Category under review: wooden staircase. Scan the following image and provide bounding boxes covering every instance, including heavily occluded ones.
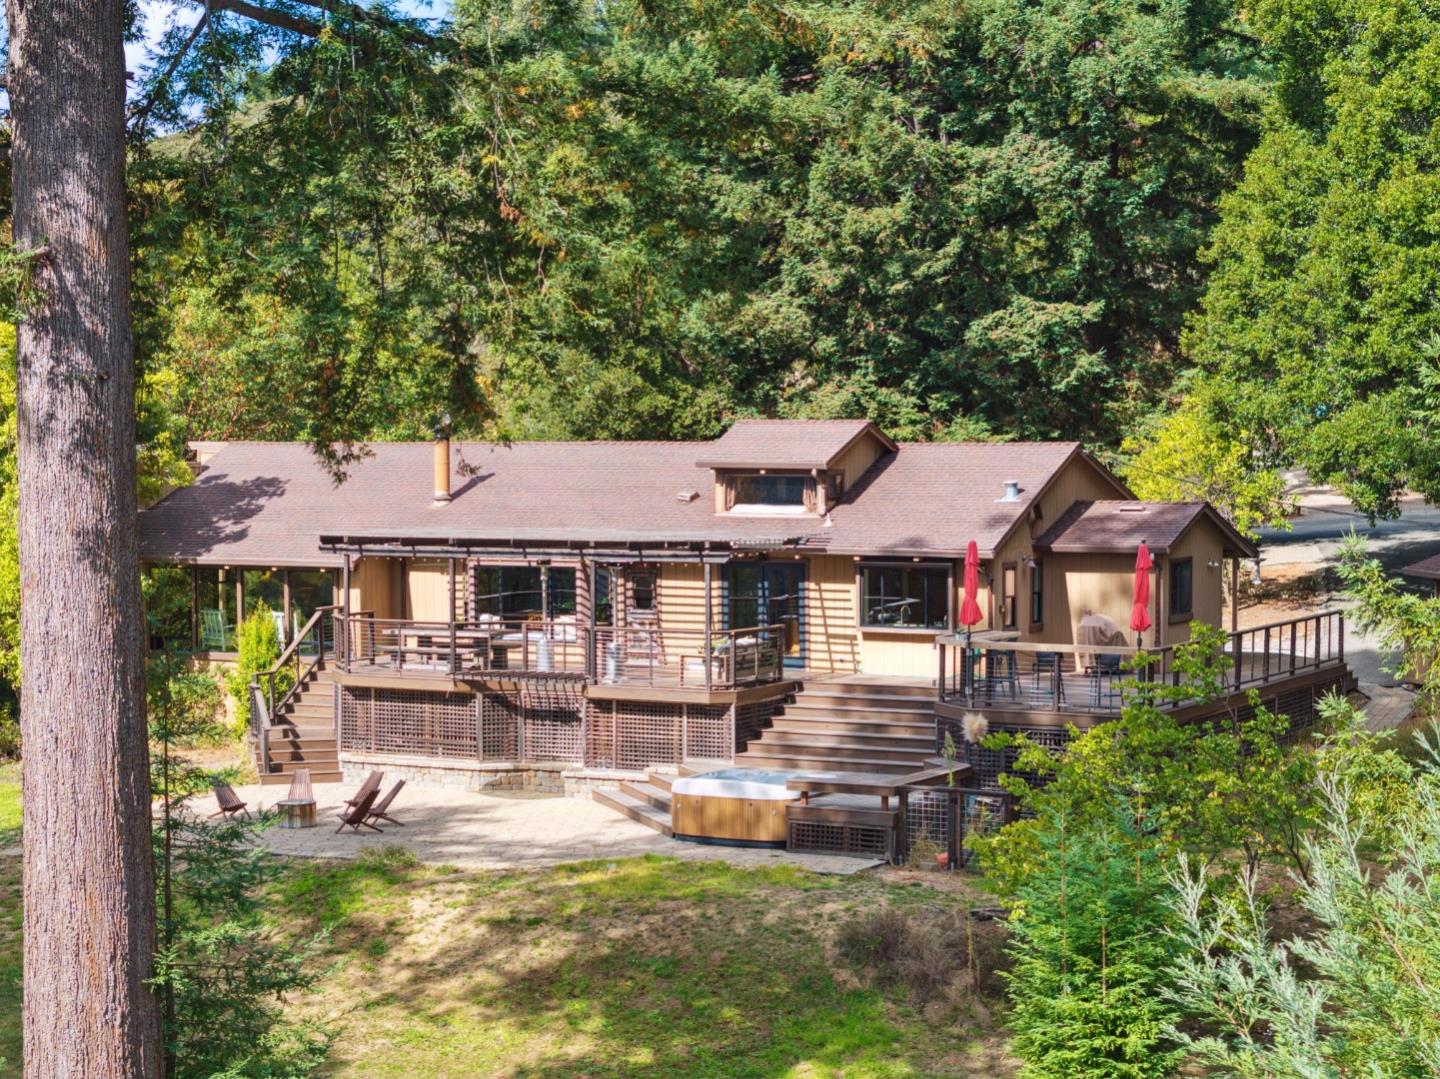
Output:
[592,766,700,837]
[257,667,341,786]
[735,680,937,774]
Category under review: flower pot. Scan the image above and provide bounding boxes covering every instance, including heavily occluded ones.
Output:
[935,852,949,868]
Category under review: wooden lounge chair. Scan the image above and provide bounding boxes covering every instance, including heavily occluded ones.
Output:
[365,780,406,829]
[345,770,383,809]
[208,779,251,820]
[335,787,381,834]
[200,608,234,651]
[286,769,313,803]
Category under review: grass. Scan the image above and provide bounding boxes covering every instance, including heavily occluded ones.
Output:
[0,848,1014,1078]
[0,763,16,851]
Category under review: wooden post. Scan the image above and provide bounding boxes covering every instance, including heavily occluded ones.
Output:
[448,557,458,674]
[341,554,352,669]
[895,789,909,864]
[1230,557,1240,633]
[235,572,244,632]
[946,789,960,871]
[703,560,714,691]
[282,569,292,641]
[586,559,598,679]
[190,565,200,650]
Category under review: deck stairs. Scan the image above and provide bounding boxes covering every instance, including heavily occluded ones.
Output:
[735,679,938,774]
[591,760,726,837]
[257,667,341,786]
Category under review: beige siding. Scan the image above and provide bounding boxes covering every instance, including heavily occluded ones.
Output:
[986,454,1134,641]
[348,557,403,619]
[405,560,452,622]
[833,431,888,492]
[1051,553,1137,647]
[804,555,860,673]
[859,630,942,678]
[1159,520,1227,645]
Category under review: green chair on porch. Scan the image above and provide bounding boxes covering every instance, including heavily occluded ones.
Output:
[200,608,234,651]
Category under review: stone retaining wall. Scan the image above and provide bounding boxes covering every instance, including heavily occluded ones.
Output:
[340,753,646,798]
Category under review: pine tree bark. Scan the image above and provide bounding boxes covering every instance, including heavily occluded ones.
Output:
[8,0,161,1075]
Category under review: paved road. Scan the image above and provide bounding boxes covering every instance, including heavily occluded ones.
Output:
[1255,492,1439,708]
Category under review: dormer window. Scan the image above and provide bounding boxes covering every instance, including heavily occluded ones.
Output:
[724,473,817,515]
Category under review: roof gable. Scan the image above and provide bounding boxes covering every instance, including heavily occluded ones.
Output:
[1033,499,1258,558]
[694,419,896,470]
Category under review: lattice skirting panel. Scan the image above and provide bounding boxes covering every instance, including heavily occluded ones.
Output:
[340,687,482,761]
[584,701,739,770]
[788,819,893,859]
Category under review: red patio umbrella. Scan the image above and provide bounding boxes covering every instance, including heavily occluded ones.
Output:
[960,541,983,630]
[1131,542,1153,646]
[958,541,984,700]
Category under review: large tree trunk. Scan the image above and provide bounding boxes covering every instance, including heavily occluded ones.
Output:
[8,1,161,1076]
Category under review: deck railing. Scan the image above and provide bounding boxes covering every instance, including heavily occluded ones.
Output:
[937,610,1346,715]
[331,612,787,690]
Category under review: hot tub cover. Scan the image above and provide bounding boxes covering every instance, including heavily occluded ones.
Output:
[671,768,801,801]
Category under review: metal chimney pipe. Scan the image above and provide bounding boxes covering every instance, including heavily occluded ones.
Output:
[433,435,452,504]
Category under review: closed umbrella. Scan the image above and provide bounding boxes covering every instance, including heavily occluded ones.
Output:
[960,541,983,699]
[1131,542,1153,647]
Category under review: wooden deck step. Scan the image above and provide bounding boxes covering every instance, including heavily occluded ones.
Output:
[785,696,934,715]
[739,751,927,773]
[619,779,673,812]
[758,730,934,753]
[592,788,673,837]
[679,759,730,777]
[768,716,935,737]
[803,680,934,699]
[260,769,341,787]
[644,769,677,792]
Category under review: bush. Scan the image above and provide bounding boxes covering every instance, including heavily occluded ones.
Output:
[1004,807,1184,1079]
[838,906,1005,1001]
[227,606,289,718]
[0,701,17,758]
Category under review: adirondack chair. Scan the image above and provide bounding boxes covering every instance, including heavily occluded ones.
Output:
[335,787,382,834]
[286,769,313,803]
[345,770,383,809]
[200,608,234,651]
[364,780,406,829]
[208,779,251,820]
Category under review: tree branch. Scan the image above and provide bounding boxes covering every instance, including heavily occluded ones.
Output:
[128,10,210,131]
[184,0,450,53]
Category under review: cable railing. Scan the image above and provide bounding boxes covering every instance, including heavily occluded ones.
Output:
[936,611,1346,714]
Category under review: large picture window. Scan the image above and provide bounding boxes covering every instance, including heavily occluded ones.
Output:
[860,565,950,630]
[726,474,816,513]
[474,565,576,619]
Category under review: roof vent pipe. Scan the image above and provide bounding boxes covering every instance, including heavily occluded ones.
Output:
[433,419,452,505]
[998,479,1021,503]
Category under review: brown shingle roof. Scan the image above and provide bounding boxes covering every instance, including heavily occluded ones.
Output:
[1403,553,1440,581]
[1033,500,1258,557]
[693,419,895,469]
[138,436,1102,566]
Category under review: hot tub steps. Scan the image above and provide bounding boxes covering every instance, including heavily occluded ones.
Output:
[592,787,673,837]
[620,779,673,812]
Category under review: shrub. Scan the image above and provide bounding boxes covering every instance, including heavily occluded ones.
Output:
[0,700,17,758]
[227,606,289,719]
[838,905,1005,1000]
[1004,807,1184,1079]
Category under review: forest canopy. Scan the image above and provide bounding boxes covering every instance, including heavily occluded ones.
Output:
[117,0,1268,456]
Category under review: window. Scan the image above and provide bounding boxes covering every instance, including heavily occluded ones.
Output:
[860,565,949,630]
[594,569,615,626]
[1169,558,1193,621]
[1029,559,1044,627]
[631,572,656,612]
[474,565,576,619]
[242,568,284,617]
[196,567,238,651]
[726,474,816,514]
[1001,563,1018,630]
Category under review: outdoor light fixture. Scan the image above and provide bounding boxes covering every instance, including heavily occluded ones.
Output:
[1207,559,1221,569]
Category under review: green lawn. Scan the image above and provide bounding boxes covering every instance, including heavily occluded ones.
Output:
[0,849,1014,1078]
[0,763,17,851]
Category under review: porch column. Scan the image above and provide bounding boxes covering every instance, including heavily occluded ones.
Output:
[448,556,458,673]
[703,560,714,691]
[234,571,243,633]
[1230,557,1240,633]
[341,554,351,669]
[189,565,199,651]
[282,570,292,641]
[585,559,598,679]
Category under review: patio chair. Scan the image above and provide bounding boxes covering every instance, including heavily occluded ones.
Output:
[1088,653,1123,707]
[200,608,234,651]
[364,780,407,829]
[345,770,383,809]
[985,650,1019,701]
[208,779,251,820]
[1032,652,1064,705]
[335,787,382,834]
[286,768,313,803]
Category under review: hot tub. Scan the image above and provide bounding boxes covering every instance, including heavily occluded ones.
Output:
[670,768,799,846]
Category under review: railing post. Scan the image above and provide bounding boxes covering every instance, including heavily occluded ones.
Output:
[1290,621,1297,675]
[1263,627,1271,681]
[1338,614,1345,664]
[1233,629,1243,689]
